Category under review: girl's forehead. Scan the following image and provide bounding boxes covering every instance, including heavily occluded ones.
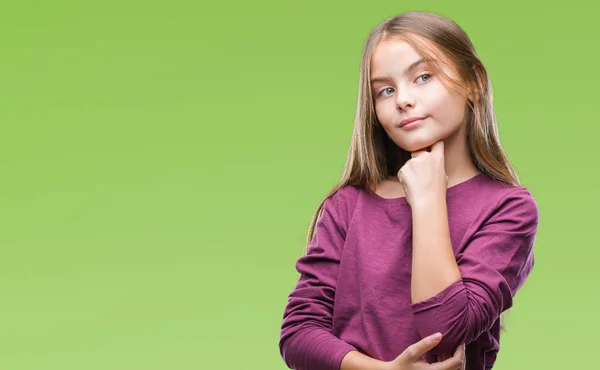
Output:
[373,39,417,59]
[371,37,454,74]
[371,44,428,76]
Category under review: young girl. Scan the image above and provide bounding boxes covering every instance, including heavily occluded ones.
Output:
[279,11,539,370]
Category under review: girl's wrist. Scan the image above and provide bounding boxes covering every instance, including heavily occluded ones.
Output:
[340,350,390,370]
[411,193,446,212]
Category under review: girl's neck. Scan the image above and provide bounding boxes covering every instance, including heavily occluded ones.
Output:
[388,132,480,186]
[443,126,481,187]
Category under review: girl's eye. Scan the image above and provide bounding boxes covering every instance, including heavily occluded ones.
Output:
[378,87,394,97]
[416,73,432,83]
[376,74,432,98]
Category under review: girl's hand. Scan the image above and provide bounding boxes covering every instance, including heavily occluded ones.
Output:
[438,354,451,362]
[383,333,465,370]
[437,352,462,366]
[397,140,447,207]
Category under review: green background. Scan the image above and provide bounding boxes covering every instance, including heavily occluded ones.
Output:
[0,1,596,369]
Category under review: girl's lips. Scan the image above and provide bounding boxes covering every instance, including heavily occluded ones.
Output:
[399,117,425,129]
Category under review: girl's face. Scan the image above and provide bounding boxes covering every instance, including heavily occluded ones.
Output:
[370,37,469,153]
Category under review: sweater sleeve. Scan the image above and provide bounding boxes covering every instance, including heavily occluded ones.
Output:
[410,187,539,354]
[279,191,357,370]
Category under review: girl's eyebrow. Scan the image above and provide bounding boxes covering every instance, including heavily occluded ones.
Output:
[370,58,429,85]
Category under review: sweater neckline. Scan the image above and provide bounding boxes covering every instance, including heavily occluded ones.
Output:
[370,173,486,204]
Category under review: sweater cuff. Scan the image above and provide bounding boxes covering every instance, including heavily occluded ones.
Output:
[332,344,359,370]
[411,279,464,314]
[410,278,467,351]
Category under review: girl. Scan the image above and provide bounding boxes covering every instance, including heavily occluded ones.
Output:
[279,11,539,370]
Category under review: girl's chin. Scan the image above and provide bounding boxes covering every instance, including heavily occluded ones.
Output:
[398,142,437,153]
[390,133,442,152]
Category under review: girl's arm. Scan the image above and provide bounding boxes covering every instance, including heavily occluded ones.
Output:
[410,193,461,304]
[410,187,538,354]
[340,351,388,370]
[341,333,465,370]
[279,191,357,370]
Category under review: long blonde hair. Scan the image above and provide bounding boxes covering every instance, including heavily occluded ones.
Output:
[307,12,519,245]
[305,11,521,330]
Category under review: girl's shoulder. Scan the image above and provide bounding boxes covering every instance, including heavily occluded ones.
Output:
[327,184,362,213]
[468,175,539,223]
[477,175,537,204]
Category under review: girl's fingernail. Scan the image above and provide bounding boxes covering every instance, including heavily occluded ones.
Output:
[433,333,442,340]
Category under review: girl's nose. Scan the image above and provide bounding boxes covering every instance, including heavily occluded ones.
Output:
[396,94,415,111]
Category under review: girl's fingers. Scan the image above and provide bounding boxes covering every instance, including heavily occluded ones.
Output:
[453,344,465,359]
[438,353,451,362]
[410,150,428,158]
[403,332,443,361]
[431,345,465,370]
[452,344,466,369]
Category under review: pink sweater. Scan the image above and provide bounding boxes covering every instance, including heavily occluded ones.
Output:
[279,173,539,370]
